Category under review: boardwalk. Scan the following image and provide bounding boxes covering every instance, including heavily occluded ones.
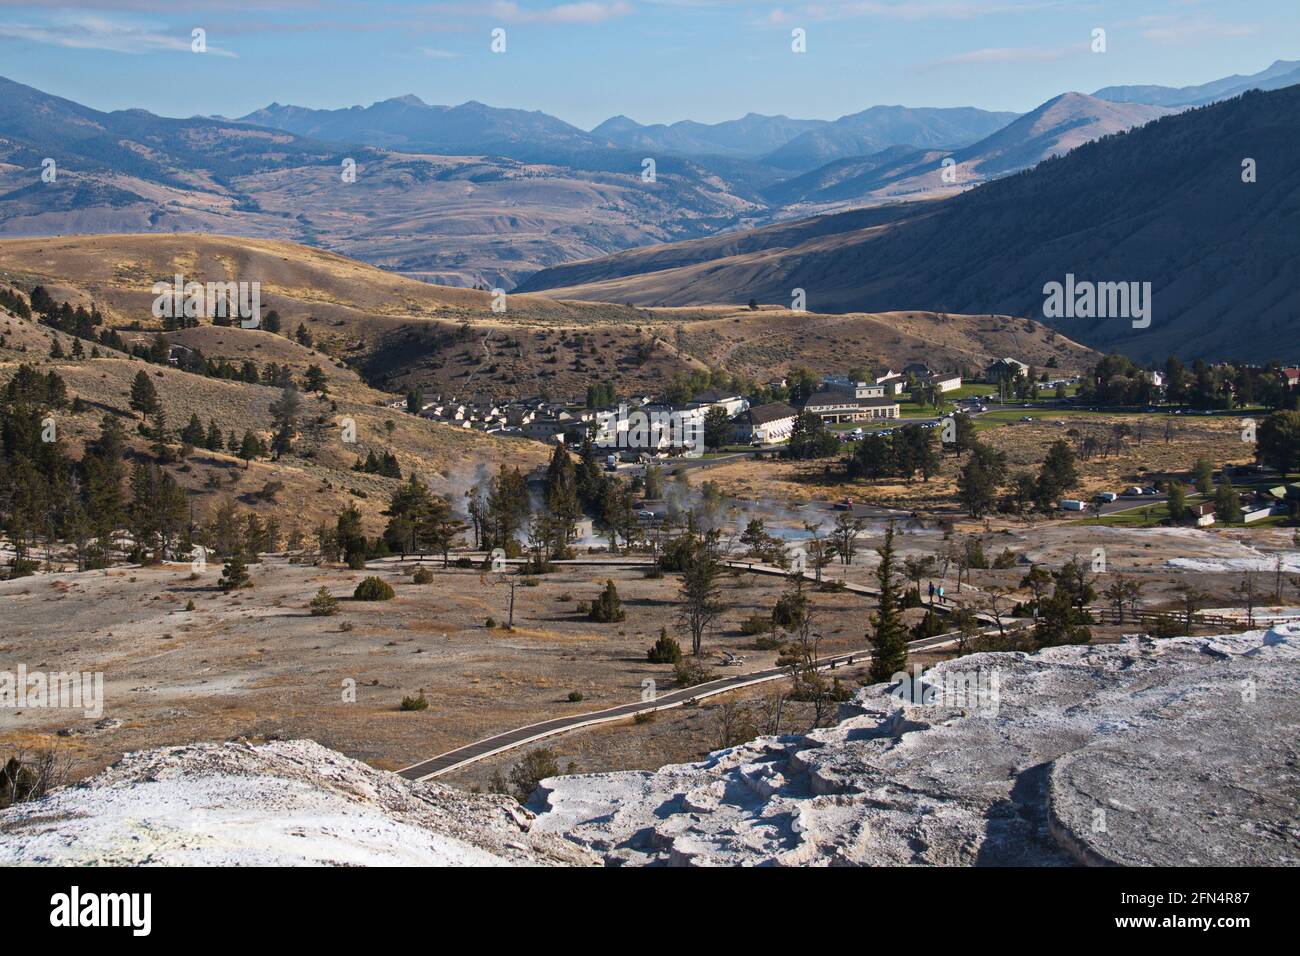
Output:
[398,631,965,781]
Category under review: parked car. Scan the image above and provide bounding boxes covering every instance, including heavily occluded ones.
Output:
[1096,491,1118,503]
[1059,499,1085,511]
[1123,486,1145,496]
[833,498,855,511]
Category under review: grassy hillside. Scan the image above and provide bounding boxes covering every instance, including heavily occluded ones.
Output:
[0,307,547,536]
[518,85,1300,363]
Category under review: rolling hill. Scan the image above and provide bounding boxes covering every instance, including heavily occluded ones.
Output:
[517,84,1300,363]
[0,233,1099,407]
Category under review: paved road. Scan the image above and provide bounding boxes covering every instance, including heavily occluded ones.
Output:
[397,630,967,781]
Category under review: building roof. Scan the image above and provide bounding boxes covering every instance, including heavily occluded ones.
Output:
[741,402,798,425]
[803,392,897,409]
[689,388,741,404]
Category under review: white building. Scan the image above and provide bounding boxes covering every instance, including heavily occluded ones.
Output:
[732,402,798,444]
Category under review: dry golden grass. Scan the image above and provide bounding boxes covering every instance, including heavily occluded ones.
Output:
[1,235,1102,402]
[704,413,1252,514]
[1,312,547,536]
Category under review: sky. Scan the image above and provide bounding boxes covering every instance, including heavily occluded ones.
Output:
[0,1,1295,129]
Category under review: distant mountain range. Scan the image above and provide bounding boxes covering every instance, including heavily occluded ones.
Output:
[239,96,603,158]
[0,57,1294,308]
[764,93,1171,206]
[517,84,1300,363]
[759,105,1020,172]
[0,76,766,288]
[590,113,824,160]
[1094,58,1300,107]
[241,96,1017,171]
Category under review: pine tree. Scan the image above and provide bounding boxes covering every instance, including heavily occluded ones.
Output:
[238,430,260,467]
[268,385,302,459]
[868,523,909,682]
[1167,483,1187,524]
[337,502,367,569]
[219,553,252,592]
[588,580,626,622]
[181,413,205,447]
[129,370,160,417]
[309,585,339,616]
[305,365,328,393]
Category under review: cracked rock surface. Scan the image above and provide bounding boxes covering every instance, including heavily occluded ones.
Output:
[531,629,1300,866]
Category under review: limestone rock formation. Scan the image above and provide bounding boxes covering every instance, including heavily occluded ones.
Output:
[0,738,595,866]
[531,629,1300,866]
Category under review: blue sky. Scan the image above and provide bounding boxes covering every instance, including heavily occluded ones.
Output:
[0,1,1294,128]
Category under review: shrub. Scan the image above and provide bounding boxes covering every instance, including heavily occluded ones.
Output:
[412,567,434,584]
[738,614,769,636]
[400,689,429,711]
[567,691,584,702]
[184,599,196,612]
[556,592,573,602]
[646,628,682,664]
[485,616,497,628]
[453,557,474,569]
[507,748,560,803]
[0,749,70,809]
[672,656,715,687]
[309,586,339,616]
[588,580,625,622]
[353,576,395,601]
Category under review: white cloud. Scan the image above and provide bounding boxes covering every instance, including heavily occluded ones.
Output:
[487,1,634,24]
[0,14,238,57]
[929,43,1078,66]
[1139,19,1259,44]
[797,0,1064,21]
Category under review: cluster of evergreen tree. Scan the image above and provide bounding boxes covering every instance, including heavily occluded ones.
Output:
[0,286,32,320]
[783,410,839,460]
[1082,353,1296,410]
[466,463,533,557]
[381,476,467,565]
[354,449,402,477]
[846,424,940,482]
[28,286,104,340]
[1,368,193,573]
[951,438,1080,518]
